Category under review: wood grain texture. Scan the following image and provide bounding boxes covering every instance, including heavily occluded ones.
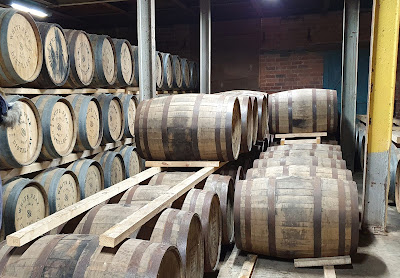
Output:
[116,145,144,178]
[253,157,347,169]
[94,151,125,188]
[116,93,137,138]
[171,55,183,89]
[260,150,343,160]
[268,144,341,152]
[112,39,133,87]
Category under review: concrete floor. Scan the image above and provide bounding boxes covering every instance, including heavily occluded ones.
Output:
[215,171,400,278]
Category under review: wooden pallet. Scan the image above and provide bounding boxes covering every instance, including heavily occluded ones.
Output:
[294,256,351,278]
[217,247,258,278]
[275,132,328,145]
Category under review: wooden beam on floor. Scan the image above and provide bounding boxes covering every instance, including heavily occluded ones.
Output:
[324,266,337,278]
[238,254,257,278]
[145,161,222,168]
[294,256,351,268]
[275,132,327,139]
[6,167,162,247]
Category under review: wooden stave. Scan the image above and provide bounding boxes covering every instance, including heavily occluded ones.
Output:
[259,150,343,160]
[66,94,103,151]
[2,178,49,237]
[203,174,235,244]
[151,208,204,278]
[0,9,43,87]
[171,55,183,89]
[116,145,144,179]
[67,158,105,200]
[2,234,184,278]
[253,157,347,169]
[268,89,338,134]
[268,143,342,152]
[134,94,242,161]
[88,34,117,87]
[0,95,43,169]
[62,29,95,88]
[34,167,81,214]
[246,165,353,181]
[180,58,190,90]
[112,38,134,87]
[148,172,196,186]
[234,176,359,259]
[94,93,124,143]
[0,240,32,276]
[32,95,78,160]
[131,45,139,86]
[118,185,174,206]
[27,22,70,88]
[116,93,137,138]
[160,52,174,90]
[181,189,222,273]
[95,151,125,189]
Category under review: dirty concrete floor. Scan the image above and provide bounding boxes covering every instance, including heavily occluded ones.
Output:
[213,171,400,278]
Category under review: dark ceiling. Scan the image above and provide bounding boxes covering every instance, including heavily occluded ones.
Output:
[0,0,373,29]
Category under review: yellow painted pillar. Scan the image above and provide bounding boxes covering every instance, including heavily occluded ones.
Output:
[363,0,400,232]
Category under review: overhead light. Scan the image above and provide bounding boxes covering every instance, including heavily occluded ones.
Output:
[11,3,48,18]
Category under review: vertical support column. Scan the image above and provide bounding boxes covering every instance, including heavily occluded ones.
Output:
[363,0,400,232]
[340,0,360,172]
[137,0,156,101]
[200,0,211,94]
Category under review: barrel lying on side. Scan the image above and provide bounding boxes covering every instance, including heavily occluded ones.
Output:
[160,52,173,90]
[171,55,183,89]
[66,95,103,151]
[189,61,199,90]
[112,39,134,87]
[95,151,125,188]
[235,176,359,258]
[116,145,144,178]
[268,89,338,134]
[135,94,242,161]
[118,185,174,206]
[0,8,43,87]
[1,234,184,278]
[28,22,70,88]
[116,93,137,138]
[63,29,95,88]
[253,157,347,169]
[148,172,195,186]
[180,58,190,90]
[0,96,42,169]
[155,51,164,89]
[260,150,343,160]
[32,95,77,160]
[34,168,80,214]
[268,143,341,152]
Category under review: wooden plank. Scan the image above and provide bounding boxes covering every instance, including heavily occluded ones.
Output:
[145,161,221,167]
[99,164,225,247]
[294,256,351,268]
[283,138,319,145]
[324,266,336,278]
[1,87,126,95]
[275,132,328,139]
[0,138,133,182]
[6,167,162,247]
[238,254,258,278]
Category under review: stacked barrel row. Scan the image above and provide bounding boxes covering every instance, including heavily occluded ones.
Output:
[235,143,359,259]
[0,8,198,91]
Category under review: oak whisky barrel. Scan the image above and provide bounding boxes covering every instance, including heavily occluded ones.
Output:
[66,95,103,151]
[118,185,174,206]
[180,58,190,90]
[63,29,95,88]
[95,151,125,188]
[34,168,80,214]
[0,8,43,87]
[112,38,134,87]
[268,143,341,152]
[88,34,117,87]
[116,145,144,178]
[160,52,174,90]
[32,95,77,160]
[234,177,359,258]
[28,22,70,88]
[67,159,104,199]
[116,93,137,138]
[155,51,164,89]
[135,94,242,161]
[217,164,244,187]
[171,55,183,89]
[148,172,195,186]
[253,157,347,169]
[260,150,343,160]
[268,89,338,134]
[0,96,42,169]
[189,61,199,90]
[131,45,139,86]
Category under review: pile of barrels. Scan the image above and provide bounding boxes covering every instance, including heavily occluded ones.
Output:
[235,143,359,258]
[0,8,198,91]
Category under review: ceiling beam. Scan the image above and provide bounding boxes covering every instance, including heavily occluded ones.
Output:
[53,0,127,7]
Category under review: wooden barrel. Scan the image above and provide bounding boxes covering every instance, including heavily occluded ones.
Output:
[155,51,164,89]
[118,185,173,206]
[66,95,103,151]
[268,89,338,134]
[253,157,347,169]
[32,95,77,160]
[112,39,134,87]
[116,145,144,178]
[160,52,173,90]
[63,29,95,88]
[203,174,234,244]
[34,168,80,214]
[0,9,43,87]
[251,97,259,144]
[234,176,359,258]
[181,189,222,272]
[1,234,184,278]
[95,151,125,188]
[246,165,353,181]
[260,150,343,160]
[180,58,190,90]
[268,143,341,152]
[217,164,244,187]
[151,208,204,277]
[116,93,137,138]
[135,94,242,161]
[67,159,104,199]
[88,34,117,87]
[94,93,124,143]
[171,55,183,89]
[2,178,49,237]
[0,240,32,276]
[189,61,199,90]
[27,22,69,88]
[131,45,139,86]
[148,172,195,186]
[0,96,42,169]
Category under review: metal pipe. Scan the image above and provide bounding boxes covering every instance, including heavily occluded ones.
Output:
[200,0,211,94]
